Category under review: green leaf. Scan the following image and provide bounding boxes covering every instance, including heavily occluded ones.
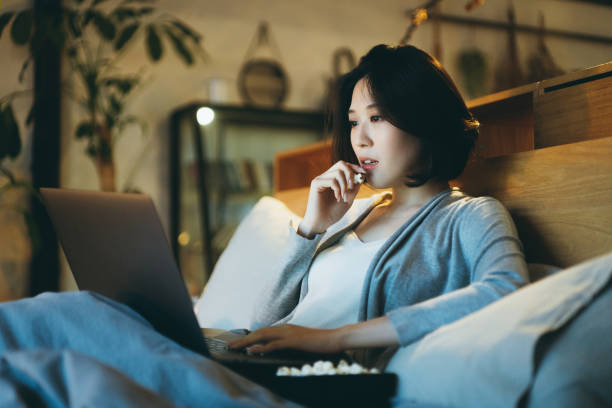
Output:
[0,166,17,186]
[23,210,42,255]
[164,26,193,66]
[1,104,22,159]
[0,12,15,39]
[67,45,78,58]
[83,9,95,28]
[85,142,97,157]
[109,95,122,115]
[146,24,162,62]
[171,20,201,44]
[104,77,137,94]
[120,0,156,5]
[136,7,154,16]
[66,10,83,38]
[10,9,34,45]
[92,0,111,7]
[75,121,95,139]
[92,11,116,40]
[26,103,35,126]
[114,22,139,50]
[0,105,7,161]
[111,7,136,22]
[18,57,31,83]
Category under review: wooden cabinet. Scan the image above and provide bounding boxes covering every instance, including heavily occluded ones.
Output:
[169,104,324,294]
[468,61,612,158]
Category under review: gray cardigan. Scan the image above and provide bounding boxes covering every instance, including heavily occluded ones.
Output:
[252,188,528,358]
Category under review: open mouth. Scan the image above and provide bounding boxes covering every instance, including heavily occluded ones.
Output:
[360,159,379,170]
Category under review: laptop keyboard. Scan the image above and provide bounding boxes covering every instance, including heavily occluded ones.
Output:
[204,337,231,352]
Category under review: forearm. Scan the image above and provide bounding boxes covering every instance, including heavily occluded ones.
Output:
[250,224,322,328]
[336,316,400,350]
[296,220,323,239]
[388,271,526,346]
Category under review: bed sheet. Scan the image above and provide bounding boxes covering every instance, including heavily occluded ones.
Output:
[0,291,298,407]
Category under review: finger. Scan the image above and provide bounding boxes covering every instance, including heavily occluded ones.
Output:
[228,329,274,349]
[334,161,363,191]
[337,163,354,191]
[317,177,342,202]
[347,162,366,174]
[228,335,256,349]
[249,339,292,354]
[333,170,348,201]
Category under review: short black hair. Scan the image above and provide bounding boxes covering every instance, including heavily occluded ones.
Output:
[329,44,479,185]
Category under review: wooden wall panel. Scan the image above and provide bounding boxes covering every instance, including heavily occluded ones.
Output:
[535,74,612,148]
[470,93,534,159]
[274,140,332,192]
[452,136,612,268]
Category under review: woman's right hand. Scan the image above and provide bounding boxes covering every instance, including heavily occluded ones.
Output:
[298,161,366,238]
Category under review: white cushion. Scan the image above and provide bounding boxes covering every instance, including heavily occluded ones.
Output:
[194,196,301,330]
[385,252,612,408]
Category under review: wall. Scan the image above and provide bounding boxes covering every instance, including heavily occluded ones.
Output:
[1,0,611,295]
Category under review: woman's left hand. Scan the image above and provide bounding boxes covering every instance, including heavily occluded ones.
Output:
[227,324,344,355]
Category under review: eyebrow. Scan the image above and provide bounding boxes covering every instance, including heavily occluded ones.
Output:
[348,103,379,114]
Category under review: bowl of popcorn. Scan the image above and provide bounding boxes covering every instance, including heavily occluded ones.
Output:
[276,360,379,377]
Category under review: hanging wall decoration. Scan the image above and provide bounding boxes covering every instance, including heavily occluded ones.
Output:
[400,0,485,45]
[493,4,524,92]
[527,12,564,83]
[332,47,357,79]
[238,22,289,109]
[458,47,488,99]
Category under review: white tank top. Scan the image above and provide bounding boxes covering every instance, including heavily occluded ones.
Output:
[287,231,385,329]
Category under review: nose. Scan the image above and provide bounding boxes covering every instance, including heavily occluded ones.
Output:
[352,123,373,148]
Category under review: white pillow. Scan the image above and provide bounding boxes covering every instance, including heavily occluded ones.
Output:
[194,196,301,330]
[385,252,612,408]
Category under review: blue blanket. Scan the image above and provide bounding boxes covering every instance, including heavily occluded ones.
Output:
[0,291,298,407]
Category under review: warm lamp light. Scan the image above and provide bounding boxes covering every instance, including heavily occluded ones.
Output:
[196,107,215,126]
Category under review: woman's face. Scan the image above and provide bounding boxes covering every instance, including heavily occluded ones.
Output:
[349,78,426,189]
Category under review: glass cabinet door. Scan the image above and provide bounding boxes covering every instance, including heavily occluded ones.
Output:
[170,104,324,297]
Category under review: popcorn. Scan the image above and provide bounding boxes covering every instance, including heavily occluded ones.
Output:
[312,361,330,375]
[301,364,314,375]
[276,360,379,377]
[353,173,366,184]
[276,366,290,376]
[348,363,365,374]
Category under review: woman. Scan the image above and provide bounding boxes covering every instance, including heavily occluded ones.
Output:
[230,44,528,365]
[0,44,527,405]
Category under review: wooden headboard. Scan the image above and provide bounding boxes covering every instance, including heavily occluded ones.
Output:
[274,136,612,269]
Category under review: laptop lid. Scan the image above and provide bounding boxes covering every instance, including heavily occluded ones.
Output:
[40,188,209,356]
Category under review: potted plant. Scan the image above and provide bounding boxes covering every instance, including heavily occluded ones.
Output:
[0,0,206,191]
[0,102,41,299]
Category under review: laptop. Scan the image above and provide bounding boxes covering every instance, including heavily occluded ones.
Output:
[40,188,342,368]
[41,188,398,405]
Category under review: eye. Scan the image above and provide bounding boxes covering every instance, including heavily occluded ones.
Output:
[348,120,358,128]
[370,115,383,123]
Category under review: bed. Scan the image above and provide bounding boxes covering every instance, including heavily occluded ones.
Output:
[193,62,612,406]
[260,133,612,407]
[266,137,612,406]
